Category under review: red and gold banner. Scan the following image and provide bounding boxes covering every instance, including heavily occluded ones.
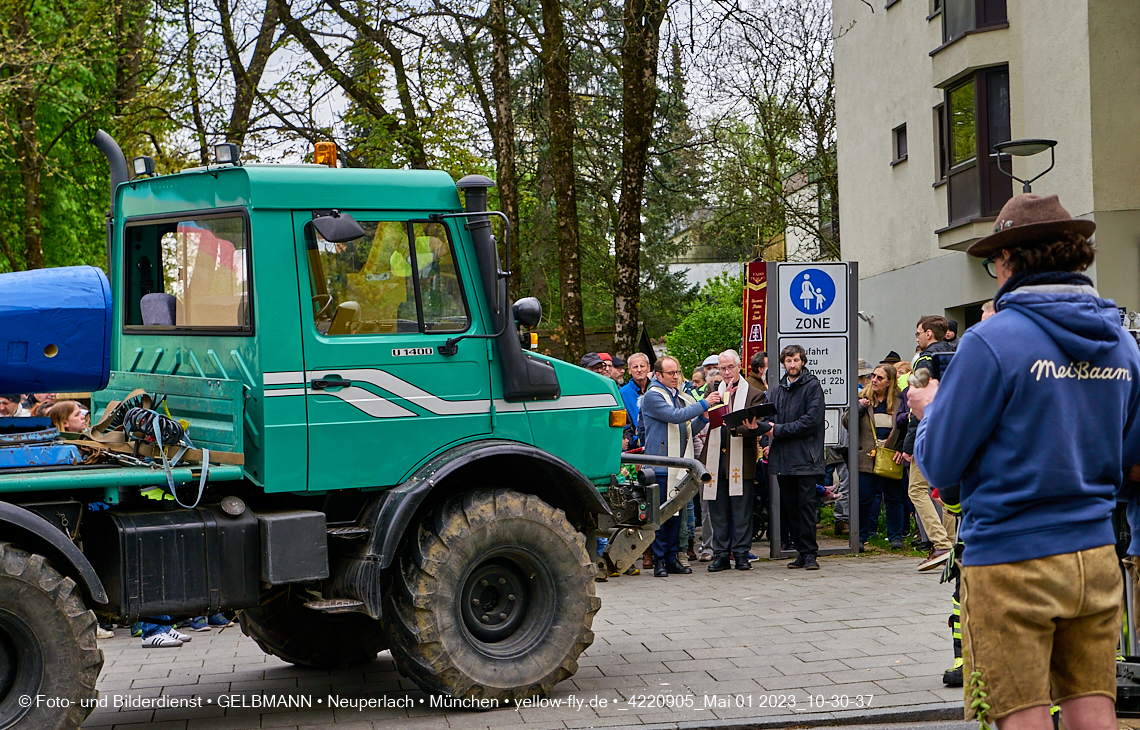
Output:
[743,261,767,369]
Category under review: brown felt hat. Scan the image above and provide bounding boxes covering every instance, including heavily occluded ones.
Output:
[967,194,1095,258]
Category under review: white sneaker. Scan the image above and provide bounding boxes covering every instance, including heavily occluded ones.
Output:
[96,627,114,640]
[142,633,183,648]
[166,628,192,642]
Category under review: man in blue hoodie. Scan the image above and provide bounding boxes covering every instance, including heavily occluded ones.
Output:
[910,194,1140,730]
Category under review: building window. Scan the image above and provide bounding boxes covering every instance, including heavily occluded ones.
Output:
[942,66,1011,225]
[892,124,908,164]
[933,104,948,181]
[943,0,1006,42]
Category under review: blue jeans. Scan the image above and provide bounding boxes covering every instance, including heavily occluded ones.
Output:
[679,498,697,550]
[650,475,680,561]
[140,615,172,639]
[858,472,907,543]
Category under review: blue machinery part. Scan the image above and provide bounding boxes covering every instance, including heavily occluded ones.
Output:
[0,418,82,469]
[0,265,113,394]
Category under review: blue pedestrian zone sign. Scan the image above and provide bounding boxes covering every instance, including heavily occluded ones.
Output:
[777,262,848,335]
[790,269,836,314]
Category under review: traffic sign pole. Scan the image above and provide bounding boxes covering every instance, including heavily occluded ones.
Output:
[766,262,782,560]
[848,263,860,556]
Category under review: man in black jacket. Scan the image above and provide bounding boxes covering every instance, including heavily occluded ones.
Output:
[765,344,826,570]
[902,315,957,571]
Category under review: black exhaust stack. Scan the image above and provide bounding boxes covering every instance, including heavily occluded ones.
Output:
[91,130,128,276]
[456,175,559,401]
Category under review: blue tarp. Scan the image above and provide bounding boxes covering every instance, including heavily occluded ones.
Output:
[0,266,112,394]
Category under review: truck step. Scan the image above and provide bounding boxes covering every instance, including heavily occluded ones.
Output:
[327,526,370,539]
[303,599,365,614]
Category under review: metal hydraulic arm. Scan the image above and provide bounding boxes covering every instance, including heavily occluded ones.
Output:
[599,453,710,573]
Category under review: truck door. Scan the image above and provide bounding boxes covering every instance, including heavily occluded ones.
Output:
[293,212,492,490]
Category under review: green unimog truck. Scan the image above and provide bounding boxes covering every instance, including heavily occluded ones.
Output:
[0,132,707,729]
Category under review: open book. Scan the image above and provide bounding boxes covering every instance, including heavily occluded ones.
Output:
[721,403,777,430]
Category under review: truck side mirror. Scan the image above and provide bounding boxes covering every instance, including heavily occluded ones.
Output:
[512,298,541,329]
[312,210,365,243]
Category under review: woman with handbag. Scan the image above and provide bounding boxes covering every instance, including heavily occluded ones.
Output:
[843,363,908,550]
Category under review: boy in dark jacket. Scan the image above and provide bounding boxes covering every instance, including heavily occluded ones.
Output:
[764,344,826,569]
[911,194,1140,729]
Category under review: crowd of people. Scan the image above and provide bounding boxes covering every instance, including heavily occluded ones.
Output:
[585,192,1140,728]
[0,392,92,433]
[581,314,971,582]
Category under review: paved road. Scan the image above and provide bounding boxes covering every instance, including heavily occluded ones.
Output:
[84,553,968,729]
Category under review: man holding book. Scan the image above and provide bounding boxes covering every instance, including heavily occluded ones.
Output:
[703,350,769,572]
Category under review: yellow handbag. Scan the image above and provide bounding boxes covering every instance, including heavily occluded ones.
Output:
[872,444,904,480]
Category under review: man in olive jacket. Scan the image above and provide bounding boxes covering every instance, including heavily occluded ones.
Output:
[765,344,826,569]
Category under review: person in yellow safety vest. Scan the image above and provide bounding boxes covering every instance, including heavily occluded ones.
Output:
[937,481,964,687]
[139,486,175,501]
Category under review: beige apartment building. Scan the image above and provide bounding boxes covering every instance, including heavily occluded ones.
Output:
[834,0,1140,361]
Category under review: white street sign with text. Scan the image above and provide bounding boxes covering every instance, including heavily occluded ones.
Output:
[778,335,849,407]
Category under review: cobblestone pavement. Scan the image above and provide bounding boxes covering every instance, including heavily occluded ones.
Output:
[84,553,969,729]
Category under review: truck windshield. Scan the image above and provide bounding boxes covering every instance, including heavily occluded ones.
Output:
[306,219,468,336]
[123,211,251,332]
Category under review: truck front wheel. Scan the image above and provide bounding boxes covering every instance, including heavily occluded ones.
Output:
[385,488,599,701]
[0,543,103,730]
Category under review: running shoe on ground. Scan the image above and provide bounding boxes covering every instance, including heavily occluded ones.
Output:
[142,633,183,648]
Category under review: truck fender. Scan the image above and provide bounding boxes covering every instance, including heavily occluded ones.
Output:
[0,501,109,605]
[328,440,611,619]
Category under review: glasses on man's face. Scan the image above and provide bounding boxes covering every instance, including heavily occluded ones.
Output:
[720,364,738,371]
[661,370,680,377]
[983,256,999,279]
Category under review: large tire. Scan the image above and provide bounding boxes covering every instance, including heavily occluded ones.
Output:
[0,543,102,730]
[240,587,386,668]
[385,488,599,701]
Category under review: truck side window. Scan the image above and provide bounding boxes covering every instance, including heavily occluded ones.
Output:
[307,219,469,336]
[412,222,468,332]
[123,213,251,332]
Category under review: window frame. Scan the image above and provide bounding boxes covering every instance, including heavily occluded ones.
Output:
[941,66,1012,226]
[891,123,909,165]
[305,214,473,338]
[933,103,948,183]
[942,0,1007,43]
[121,207,254,337]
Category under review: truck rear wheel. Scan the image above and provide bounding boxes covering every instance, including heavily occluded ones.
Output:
[0,543,102,730]
[240,587,386,668]
[385,488,599,701]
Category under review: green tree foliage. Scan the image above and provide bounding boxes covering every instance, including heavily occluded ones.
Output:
[639,41,703,335]
[0,0,836,373]
[0,0,170,272]
[696,0,836,263]
[664,269,743,374]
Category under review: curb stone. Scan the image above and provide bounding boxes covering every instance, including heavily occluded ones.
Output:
[586,702,962,729]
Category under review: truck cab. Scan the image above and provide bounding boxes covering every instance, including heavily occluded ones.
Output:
[113,162,622,493]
